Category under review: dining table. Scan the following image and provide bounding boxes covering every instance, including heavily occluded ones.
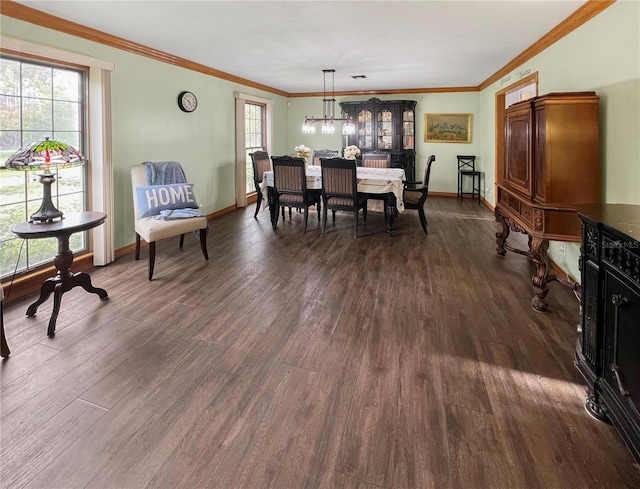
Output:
[261,165,406,235]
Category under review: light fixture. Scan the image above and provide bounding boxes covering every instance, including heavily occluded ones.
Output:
[302,69,355,136]
[4,137,87,222]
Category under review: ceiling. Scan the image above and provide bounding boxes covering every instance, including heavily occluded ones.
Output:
[12,0,589,94]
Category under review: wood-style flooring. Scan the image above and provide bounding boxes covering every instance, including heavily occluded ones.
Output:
[2,197,640,489]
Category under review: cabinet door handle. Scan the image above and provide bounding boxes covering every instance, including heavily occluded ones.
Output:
[609,293,630,397]
[610,363,630,397]
[611,294,629,307]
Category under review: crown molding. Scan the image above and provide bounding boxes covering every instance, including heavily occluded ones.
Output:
[1,0,616,97]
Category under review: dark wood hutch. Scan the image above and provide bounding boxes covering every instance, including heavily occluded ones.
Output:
[495,91,601,311]
[339,98,417,181]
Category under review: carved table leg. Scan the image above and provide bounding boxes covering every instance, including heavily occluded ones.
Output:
[530,236,550,312]
[495,208,510,256]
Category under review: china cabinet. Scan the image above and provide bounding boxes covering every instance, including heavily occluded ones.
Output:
[339,98,417,180]
[575,203,640,463]
[495,91,601,311]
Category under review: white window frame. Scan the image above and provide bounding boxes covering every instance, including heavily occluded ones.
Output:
[234,92,273,208]
[1,35,115,266]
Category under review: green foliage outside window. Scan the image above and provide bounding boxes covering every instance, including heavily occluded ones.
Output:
[0,56,87,279]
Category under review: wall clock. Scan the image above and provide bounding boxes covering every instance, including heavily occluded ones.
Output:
[177,91,197,112]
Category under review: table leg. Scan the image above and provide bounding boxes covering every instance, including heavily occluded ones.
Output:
[495,208,510,256]
[27,234,109,336]
[385,193,397,235]
[48,282,63,337]
[530,237,550,312]
[26,276,58,317]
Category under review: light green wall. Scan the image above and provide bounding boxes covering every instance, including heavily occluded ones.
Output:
[0,16,289,250]
[2,0,638,282]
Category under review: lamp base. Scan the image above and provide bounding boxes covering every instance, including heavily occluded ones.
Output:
[30,171,64,223]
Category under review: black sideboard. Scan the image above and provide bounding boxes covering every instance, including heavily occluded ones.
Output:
[575,203,640,463]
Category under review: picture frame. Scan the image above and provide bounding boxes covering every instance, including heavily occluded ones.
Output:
[424,113,472,143]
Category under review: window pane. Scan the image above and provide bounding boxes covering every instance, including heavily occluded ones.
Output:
[53,68,79,102]
[0,56,87,279]
[53,100,80,131]
[0,95,20,130]
[0,58,20,96]
[22,97,53,132]
[22,64,52,98]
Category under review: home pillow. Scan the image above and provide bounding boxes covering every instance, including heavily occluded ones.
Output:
[135,183,200,218]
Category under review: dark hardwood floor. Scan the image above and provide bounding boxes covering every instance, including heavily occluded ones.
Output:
[2,197,639,489]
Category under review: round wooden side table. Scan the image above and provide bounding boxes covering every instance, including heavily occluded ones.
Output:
[11,211,109,337]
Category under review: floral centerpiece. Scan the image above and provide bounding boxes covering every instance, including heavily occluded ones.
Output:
[294,145,311,158]
[344,145,361,160]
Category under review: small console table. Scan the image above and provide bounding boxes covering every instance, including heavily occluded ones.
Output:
[11,211,109,337]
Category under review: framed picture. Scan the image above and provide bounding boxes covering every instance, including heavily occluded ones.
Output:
[424,113,472,143]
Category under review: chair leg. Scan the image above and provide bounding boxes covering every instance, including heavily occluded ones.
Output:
[353,209,358,238]
[135,234,141,260]
[179,234,185,249]
[418,207,428,235]
[303,205,309,233]
[148,241,156,281]
[254,194,261,219]
[322,201,328,234]
[199,228,209,259]
[273,201,280,231]
[363,201,367,222]
[289,207,293,219]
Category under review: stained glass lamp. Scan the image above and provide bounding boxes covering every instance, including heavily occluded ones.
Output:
[4,137,86,223]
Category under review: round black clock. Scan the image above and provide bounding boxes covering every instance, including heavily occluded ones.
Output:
[177,91,197,112]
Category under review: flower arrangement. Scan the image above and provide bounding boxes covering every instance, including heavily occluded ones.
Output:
[344,145,361,160]
[294,145,311,158]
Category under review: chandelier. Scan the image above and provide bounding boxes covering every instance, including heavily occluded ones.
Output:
[302,69,355,135]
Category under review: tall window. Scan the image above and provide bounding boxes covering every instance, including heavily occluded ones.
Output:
[0,56,87,279]
[245,102,265,194]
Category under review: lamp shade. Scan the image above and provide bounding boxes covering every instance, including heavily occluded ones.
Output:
[4,137,87,222]
[4,137,86,171]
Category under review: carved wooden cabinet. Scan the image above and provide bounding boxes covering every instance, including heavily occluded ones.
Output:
[575,204,640,463]
[495,92,601,311]
[340,98,416,180]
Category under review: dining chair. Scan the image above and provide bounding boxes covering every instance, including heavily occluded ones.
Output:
[320,157,368,238]
[249,150,272,219]
[131,163,209,280]
[271,155,321,232]
[311,148,339,166]
[403,154,436,235]
[361,151,391,168]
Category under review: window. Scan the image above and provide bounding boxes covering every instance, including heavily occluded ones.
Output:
[244,102,265,194]
[0,56,87,279]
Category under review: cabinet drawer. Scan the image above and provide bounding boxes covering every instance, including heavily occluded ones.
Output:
[497,188,533,226]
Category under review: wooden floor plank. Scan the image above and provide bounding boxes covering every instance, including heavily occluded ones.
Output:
[2,197,640,489]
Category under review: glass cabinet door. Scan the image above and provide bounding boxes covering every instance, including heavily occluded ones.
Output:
[378,109,393,149]
[403,109,414,149]
[358,109,373,149]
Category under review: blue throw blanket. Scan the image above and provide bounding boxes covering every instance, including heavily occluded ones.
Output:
[152,208,205,220]
[144,161,187,185]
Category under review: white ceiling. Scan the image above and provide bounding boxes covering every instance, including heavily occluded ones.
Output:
[14,0,588,94]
